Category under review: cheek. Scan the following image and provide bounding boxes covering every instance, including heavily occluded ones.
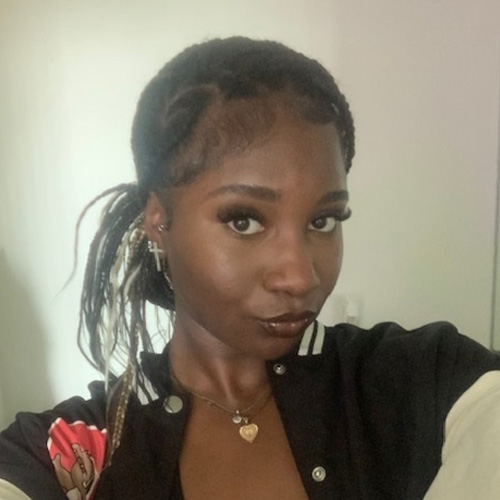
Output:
[167,228,253,304]
[317,229,344,289]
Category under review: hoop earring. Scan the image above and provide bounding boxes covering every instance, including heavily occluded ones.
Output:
[147,241,163,272]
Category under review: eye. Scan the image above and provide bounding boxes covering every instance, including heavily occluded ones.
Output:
[217,207,265,235]
[227,216,264,235]
[309,216,337,233]
[309,207,352,233]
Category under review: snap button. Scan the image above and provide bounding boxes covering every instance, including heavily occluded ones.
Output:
[163,395,184,414]
[311,466,326,482]
[273,363,286,375]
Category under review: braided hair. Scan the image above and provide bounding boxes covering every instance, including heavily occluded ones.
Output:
[76,36,355,455]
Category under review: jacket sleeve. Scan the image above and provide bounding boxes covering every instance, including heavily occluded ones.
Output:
[0,383,108,500]
[423,370,500,499]
[340,321,500,499]
[0,478,33,500]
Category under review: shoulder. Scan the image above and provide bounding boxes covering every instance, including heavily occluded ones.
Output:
[0,382,108,500]
[321,320,499,369]
[322,320,477,353]
[3,380,108,470]
[319,320,500,407]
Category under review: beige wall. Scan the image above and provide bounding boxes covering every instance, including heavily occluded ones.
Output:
[327,0,500,344]
[0,0,499,426]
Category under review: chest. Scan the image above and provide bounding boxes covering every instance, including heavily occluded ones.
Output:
[179,397,308,500]
[98,354,444,500]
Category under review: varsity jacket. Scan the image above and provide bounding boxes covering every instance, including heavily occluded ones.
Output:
[1,321,499,499]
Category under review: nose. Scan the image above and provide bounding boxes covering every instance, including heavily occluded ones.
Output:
[262,233,320,297]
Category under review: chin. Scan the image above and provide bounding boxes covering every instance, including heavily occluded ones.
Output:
[255,336,302,361]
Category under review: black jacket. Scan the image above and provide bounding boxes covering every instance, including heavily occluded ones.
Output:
[1,321,499,499]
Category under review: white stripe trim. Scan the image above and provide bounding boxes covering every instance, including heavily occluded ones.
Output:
[136,376,159,405]
[298,322,315,356]
[0,479,32,500]
[312,322,326,355]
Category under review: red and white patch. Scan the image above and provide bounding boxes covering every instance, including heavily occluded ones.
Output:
[47,418,107,500]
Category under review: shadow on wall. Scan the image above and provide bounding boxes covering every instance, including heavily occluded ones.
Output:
[0,250,53,429]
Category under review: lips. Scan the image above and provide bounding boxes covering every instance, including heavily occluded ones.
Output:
[257,311,316,338]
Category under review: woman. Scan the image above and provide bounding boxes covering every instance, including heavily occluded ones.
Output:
[0,36,499,500]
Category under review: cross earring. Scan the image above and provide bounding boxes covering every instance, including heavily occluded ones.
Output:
[148,241,163,272]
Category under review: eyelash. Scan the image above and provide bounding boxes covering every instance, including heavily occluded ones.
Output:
[217,206,352,236]
[217,207,265,235]
[309,208,352,233]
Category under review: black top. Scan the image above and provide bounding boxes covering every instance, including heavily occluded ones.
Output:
[1,321,499,500]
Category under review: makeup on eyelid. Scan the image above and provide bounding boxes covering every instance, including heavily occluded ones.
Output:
[161,110,348,360]
[216,202,351,236]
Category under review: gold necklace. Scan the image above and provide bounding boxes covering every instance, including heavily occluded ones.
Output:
[170,370,271,443]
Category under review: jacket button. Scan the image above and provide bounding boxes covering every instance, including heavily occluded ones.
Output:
[163,395,184,414]
[273,363,286,375]
[311,466,326,482]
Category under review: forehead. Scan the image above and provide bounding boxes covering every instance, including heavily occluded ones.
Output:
[171,91,344,184]
[218,110,345,186]
[172,107,347,206]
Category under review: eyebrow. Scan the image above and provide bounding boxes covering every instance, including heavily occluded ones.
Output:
[208,184,349,204]
[318,190,349,204]
[208,184,281,202]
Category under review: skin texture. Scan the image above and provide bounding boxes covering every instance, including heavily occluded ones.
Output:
[145,104,348,395]
[145,104,349,499]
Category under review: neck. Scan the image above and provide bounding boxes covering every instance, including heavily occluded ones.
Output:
[168,325,270,409]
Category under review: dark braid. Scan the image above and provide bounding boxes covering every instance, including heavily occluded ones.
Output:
[77,37,356,457]
[77,185,175,362]
[132,37,355,203]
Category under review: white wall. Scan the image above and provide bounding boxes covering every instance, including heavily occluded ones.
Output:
[329,0,500,344]
[0,0,499,427]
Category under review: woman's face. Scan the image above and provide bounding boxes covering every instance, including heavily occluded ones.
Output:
[149,108,348,360]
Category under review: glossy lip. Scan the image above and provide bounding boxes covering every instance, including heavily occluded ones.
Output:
[257,311,316,338]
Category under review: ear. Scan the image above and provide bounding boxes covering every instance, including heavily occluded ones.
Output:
[144,193,168,243]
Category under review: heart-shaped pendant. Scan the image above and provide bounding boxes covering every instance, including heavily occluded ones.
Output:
[239,423,259,443]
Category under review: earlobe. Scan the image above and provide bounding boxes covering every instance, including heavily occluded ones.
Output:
[144,193,168,242]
